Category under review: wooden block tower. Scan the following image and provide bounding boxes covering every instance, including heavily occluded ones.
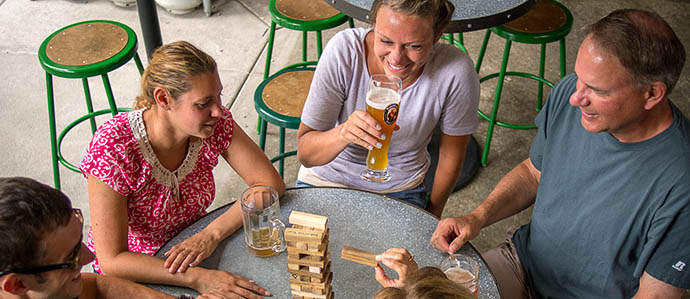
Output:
[286,211,333,299]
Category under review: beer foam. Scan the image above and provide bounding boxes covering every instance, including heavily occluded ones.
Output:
[366,87,400,109]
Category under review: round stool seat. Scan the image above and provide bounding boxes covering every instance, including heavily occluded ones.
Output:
[491,0,572,44]
[38,20,140,79]
[255,66,315,130]
[270,0,350,31]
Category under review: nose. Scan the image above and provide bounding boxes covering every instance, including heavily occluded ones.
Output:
[80,243,95,267]
[569,80,589,107]
[210,99,223,118]
[388,45,404,65]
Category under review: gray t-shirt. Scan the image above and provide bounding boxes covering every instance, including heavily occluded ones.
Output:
[515,74,690,298]
[300,28,479,192]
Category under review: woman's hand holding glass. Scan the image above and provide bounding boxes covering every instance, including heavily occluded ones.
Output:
[374,248,419,288]
[164,230,221,273]
[339,110,388,151]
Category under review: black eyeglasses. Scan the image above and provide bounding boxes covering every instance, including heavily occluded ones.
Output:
[0,209,84,276]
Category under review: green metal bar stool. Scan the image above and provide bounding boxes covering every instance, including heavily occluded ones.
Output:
[474,0,572,166]
[255,62,317,178]
[258,0,353,135]
[256,0,352,178]
[38,20,144,189]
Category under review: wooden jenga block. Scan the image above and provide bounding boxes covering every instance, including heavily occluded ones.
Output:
[341,245,378,267]
[290,271,332,289]
[291,290,327,299]
[288,263,300,270]
[288,261,331,280]
[288,254,329,268]
[288,242,328,256]
[290,211,328,230]
[285,227,325,244]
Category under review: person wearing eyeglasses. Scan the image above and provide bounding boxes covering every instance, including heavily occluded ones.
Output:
[0,177,178,299]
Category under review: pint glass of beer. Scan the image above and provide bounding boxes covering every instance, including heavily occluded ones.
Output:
[360,74,402,183]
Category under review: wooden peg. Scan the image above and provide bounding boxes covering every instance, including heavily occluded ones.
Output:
[340,245,378,267]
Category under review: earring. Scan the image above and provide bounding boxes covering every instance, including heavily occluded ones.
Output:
[164,106,170,111]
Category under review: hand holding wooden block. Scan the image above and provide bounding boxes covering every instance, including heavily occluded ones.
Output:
[340,245,378,267]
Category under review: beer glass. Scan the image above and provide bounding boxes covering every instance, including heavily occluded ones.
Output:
[241,185,286,257]
[360,74,402,183]
[440,253,480,296]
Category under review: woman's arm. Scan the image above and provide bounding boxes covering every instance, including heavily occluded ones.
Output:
[163,121,285,272]
[297,110,386,167]
[87,175,268,298]
[427,134,470,217]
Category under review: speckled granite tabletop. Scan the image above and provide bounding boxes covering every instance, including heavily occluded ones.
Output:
[148,187,500,298]
[326,0,534,32]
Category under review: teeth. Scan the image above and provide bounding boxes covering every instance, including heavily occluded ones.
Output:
[389,62,405,70]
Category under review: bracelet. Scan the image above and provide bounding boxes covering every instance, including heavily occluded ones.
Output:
[175,294,195,299]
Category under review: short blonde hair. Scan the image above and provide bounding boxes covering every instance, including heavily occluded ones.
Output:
[369,0,454,36]
[373,267,475,299]
[134,41,217,109]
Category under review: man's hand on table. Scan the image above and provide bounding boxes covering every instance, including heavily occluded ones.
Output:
[164,231,221,273]
[374,248,419,288]
[193,269,271,299]
[430,214,484,254]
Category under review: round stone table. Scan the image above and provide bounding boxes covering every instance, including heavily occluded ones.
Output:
[326,0,535,33]
[148,187,500,298]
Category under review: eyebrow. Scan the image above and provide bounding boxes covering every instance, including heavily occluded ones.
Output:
[375,32,426,45]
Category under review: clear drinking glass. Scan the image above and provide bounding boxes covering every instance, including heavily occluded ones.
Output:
[240,185,286,257]
[360,74,402,183]
[440,253,480,296]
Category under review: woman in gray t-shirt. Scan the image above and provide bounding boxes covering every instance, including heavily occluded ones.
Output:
[297,0,479,217]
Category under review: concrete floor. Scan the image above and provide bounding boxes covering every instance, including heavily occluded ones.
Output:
[1,0,689,287]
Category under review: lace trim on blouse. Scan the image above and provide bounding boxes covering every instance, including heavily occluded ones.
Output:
[127,109,202,201]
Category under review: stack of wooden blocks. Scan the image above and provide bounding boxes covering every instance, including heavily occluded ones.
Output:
[286,211,333,299]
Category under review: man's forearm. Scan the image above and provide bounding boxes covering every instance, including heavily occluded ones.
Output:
[82,273,173,299]
[473,158,540,228]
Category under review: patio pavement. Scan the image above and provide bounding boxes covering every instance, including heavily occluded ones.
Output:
[0,0,688,285]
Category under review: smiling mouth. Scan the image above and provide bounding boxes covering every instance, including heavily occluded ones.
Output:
[581,109,598,118]
[387,61,408,71]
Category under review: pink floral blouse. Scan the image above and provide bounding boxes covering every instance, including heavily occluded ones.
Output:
[79,106,234,272]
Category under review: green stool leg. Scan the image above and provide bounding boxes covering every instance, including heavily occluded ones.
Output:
[537,43,546,110]
[134,53,144,75]
[46,73,61,189]
[348,17,355,28]
[258,22,278,134]
[316,31,323,58]
[81,78,97,134]
[475,30,492,73]
[302,31,308,62]
[278,127,285,178]
[481,39,512,166]
[264,21,277,79]
[259,119,268,151]
[101,74,119,115]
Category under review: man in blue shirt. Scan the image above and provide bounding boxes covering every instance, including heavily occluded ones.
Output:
[431,9,689,298]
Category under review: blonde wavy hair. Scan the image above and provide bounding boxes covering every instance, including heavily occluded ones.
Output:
[369,0,454,36]
[373,267,476,299]
[134,41,217,109]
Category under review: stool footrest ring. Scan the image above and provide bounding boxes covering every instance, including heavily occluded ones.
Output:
[57,107,131,172]
[478,71,555,130]
[270,150,297,164]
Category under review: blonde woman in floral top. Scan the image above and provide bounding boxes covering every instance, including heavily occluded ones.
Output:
[80,41,284,298]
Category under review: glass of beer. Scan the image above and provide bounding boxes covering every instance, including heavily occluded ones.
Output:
[241,185,286,257]
[360,74,402,183]
[440,253,480,296]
